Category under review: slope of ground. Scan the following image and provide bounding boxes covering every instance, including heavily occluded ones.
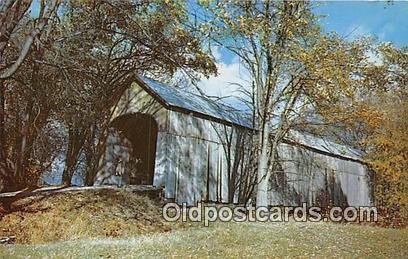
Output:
[0,189,406,257]
[1,221,407,258]
[0,188,181,244]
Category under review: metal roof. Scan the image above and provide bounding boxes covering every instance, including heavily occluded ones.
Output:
[136,76,253,129]
[136,76,363,162]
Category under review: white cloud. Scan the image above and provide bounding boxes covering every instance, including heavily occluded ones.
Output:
[198,51,250,102]
[199,62,244,96]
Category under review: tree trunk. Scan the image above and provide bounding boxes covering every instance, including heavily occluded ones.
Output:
[62,126,87,186]
[0,80,6,192]
[14,101,32,187]
[256,121,272,208]
[0,79,5,162]
[0,0,58,79]
[84,124,98,186]
[61,138,75,186]
[13,103,24,188]
[61,161,74,186]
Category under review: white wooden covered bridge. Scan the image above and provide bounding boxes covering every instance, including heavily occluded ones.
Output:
[95,76,373,207]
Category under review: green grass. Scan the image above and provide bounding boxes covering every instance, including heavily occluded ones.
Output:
[1,221,406,258]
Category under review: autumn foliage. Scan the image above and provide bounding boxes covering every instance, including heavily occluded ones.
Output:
[319,44,408,223]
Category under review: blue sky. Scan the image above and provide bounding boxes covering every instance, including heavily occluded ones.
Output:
[315,1,408,47]
[29,1,407,98]
[201,1,407,99]
[217,1,408,65]
[30,1,407,63]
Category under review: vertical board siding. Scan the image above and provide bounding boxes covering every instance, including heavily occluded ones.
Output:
[112,81,373,207]
[207,142,218,202]
[159,108,372,207]
[269,143,372,207]
[161,111,230,205]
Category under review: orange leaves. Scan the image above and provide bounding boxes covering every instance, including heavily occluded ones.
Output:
[312,42,407,217]
[365,91,408,217]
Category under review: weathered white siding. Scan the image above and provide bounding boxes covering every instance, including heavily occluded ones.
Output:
[269,143,372,207]
[110,81,373,207]
[112,83,231,204]
[112,82,168,131]
[162,111,230,204]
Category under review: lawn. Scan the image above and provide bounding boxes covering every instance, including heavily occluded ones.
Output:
[1,220,406,258]
[0,189,406,258]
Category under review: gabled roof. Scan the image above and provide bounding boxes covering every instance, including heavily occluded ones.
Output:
[135,76,364,163]
[136,76,253,129]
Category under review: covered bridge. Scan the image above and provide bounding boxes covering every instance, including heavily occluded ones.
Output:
[95,76,373,207]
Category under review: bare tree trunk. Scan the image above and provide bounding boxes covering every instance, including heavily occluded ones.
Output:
[256,120,272,208]
[15,101,35,187]
[0,79,7,192]
[61,138,75,186]
[12,101,23,188]
[0,80,5,162]
[84,124,98,186]
[62,127,86,186]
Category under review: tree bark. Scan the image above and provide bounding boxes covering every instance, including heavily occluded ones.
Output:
[62,127,87,186]
[0,0,58,79]
[84,124,98,186]
[61,137,75,186]
[0,79,5,162]
[0,79,6,192]
[256,119,272,208]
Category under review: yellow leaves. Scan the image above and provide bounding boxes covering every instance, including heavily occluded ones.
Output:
[295,18,309,27]
[355,104,384,128]
[298,51,310,63]
[364,94,408,217]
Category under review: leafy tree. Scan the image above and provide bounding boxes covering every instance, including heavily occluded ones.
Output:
[53,0,216,185]
[199,0,371,207]
[324,44,408,219]
[0,0,60,191]
[0,0,216,190]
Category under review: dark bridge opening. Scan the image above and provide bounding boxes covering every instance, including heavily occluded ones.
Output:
[110,113,158,185]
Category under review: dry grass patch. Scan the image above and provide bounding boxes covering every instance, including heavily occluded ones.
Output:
[0,189,182,244]
[1,221,407,258]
